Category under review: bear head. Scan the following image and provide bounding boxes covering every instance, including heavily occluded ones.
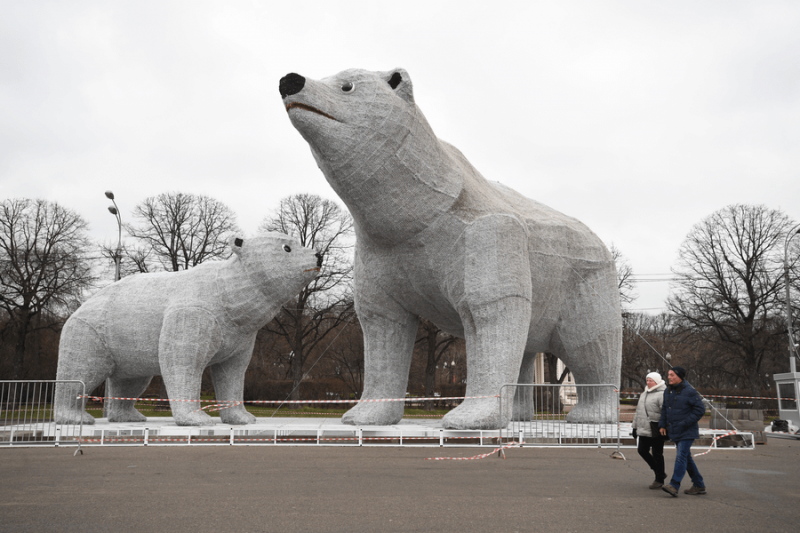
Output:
[229,233,321,304]
[279,68,461,245]
[278,69,444,180]
[280,69,414,164]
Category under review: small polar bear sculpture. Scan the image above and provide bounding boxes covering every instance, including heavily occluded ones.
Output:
[279,68,622,429]
[55,233,321,426]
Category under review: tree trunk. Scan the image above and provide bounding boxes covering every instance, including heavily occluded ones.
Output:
[289,349,304,403]
[11,311,32,380]
[423,327,438,411]
[747,364,762,397]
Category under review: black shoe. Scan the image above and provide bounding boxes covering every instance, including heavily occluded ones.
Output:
[684,485,706,495]
[662,484,678,497]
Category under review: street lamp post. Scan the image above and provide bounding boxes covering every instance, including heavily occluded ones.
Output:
[784,224,800,372]
[103,191,122,419]
[105,191,122,282]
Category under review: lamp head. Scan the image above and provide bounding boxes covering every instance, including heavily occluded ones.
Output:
[105,191,115,200]
[108,206,118,215]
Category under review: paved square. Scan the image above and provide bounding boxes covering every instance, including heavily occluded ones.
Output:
[1,438,797,532]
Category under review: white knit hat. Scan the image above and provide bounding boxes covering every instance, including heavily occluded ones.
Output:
[646,371,662,383]
[645,372,664,389]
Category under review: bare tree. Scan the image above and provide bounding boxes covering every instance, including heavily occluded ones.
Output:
[621,312,675,389]
[125,192,240,272]
[415,319,459,410]
[0,199,95,379]
[326,319,365,398]
[610,243,638,308]
[668,204,794,395]
[785,232,800,360]
[99,242,152,277]
[259,194,355,401]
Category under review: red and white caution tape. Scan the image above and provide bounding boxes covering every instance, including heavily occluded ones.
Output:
[78,394,498,405]
[693,430,739,457]
[79,395,243,412]
[701,394,793,400]
[425,441,522,461]
[80,395,215,403]
[621,393,792,401]
[200,401,242,412]
[248,395,497,404]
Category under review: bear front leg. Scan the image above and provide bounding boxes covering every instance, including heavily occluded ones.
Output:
[442,214,533,430]
[442,296,531,429]
[54,317,114,425]
[210,335,257,425]
[341,299,419,426]
[158,307,222,426]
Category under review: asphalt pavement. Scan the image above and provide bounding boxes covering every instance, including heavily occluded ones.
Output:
[1,438,798,533]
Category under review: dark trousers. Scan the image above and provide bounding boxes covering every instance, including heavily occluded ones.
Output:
[637,435,666,482]
[670,439,705,489]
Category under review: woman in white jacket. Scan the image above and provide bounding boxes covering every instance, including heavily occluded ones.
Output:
[632,372,667,489]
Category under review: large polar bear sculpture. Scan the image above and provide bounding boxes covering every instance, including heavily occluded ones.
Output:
[55,233,321,426]
[279,68,622,429]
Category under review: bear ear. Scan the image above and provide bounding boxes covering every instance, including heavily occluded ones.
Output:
[385,69,413,104]
[230,235,244,256]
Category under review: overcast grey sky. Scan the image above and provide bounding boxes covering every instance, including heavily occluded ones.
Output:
[1,1,798,313]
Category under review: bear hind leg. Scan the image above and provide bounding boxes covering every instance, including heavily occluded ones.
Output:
[107,376,152,423]
[551,327,621,424]
[511,351,537,421]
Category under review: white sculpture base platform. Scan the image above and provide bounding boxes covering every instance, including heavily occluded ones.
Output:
[78,417,502,447]
[2,419,755,449]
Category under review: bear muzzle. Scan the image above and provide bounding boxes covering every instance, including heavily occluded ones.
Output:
[303,251,324,273]
[279,73,305,97]
[280,72,337,121]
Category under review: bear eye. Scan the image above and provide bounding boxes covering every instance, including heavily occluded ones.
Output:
[282,244,291,253]
[341,81,354,93]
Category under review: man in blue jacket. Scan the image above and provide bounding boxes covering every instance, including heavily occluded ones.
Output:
[659,366,707,497]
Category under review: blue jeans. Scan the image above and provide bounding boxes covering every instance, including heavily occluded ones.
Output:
[670,439,705,489]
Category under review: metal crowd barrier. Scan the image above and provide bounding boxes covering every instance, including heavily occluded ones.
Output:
[0,380,85,454]
[500,383,621,451]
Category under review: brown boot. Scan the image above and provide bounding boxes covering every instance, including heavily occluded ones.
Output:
[662,484,678,497]
[684,485,706,495]
[649,480,664,489]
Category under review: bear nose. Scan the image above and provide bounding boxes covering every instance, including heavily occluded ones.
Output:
[280,73,305,98]
[315,251,323,268]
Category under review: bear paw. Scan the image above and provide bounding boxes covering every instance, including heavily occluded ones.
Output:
[55,410,96,426]
[173,410,215,427]
[565,400,616,424]
[108,409,147,423]
[442,399,507,430]
[220,407,256,425]
[341,401,403,426]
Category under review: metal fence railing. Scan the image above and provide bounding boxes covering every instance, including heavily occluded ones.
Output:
[0,380,760,451]
[500,383,622,451]
[1,380,85,454]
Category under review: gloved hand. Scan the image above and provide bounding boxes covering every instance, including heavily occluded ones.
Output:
[632,428,638,439]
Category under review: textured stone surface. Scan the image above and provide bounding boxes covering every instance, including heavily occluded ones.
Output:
[281,68,622,429]
[55,233,319,426]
